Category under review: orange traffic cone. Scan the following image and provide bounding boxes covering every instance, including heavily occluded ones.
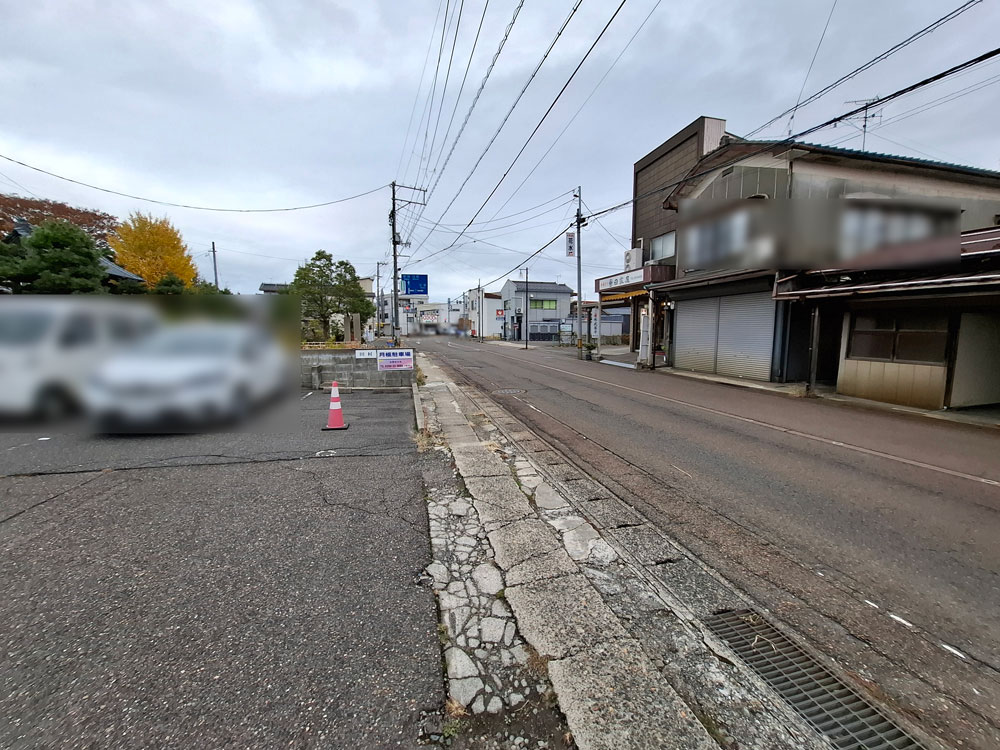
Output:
[322,381,350,430]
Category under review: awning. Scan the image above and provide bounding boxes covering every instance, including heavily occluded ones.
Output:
[599,289,647,302]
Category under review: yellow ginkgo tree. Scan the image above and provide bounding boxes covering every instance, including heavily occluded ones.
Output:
[110,212,197,288]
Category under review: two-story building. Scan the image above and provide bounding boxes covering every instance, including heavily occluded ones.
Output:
[629,116,1000,411]
[500,280,573,341]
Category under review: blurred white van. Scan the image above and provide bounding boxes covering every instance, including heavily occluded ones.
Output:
[0,297,159,423]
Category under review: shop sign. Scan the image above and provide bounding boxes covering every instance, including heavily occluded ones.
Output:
[598,269,645,291]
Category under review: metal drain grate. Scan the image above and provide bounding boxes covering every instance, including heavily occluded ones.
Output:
[704,610,925,750]
[492,388,525,395]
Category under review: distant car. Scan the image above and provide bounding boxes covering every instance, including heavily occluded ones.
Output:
[83,322,291,431]
[0,297,159,422]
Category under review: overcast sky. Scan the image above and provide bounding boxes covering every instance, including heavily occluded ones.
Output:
[2,0,998,299]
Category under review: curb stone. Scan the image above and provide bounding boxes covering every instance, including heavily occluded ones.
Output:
[418,352,835,750]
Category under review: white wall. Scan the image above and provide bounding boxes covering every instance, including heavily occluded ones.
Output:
[950,313,1000,407]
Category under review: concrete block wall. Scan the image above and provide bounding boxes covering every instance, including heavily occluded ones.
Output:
[300,350,414,389]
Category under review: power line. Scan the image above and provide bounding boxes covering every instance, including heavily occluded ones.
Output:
[409,0,583,251]
[423,0,467,188]
[395,0,448,180]
[0,153,388,212]
[481,224,574,288]
[876,71,1000,129]
[588,44,1000,221]
[422,0,492,195]
[402,0,524,240]
[787,0,839,135]
[486,0,665,221]
[581,198,627,249]
[410,195,573,236]
[745,0,983,138]
[414,189,573,228]
[411,0,454,192]
[415,0,629,269]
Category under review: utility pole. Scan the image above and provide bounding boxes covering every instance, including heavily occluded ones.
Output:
[389,181,425,345]
[375,261,387,337]
[523,267,529,350]
[574,187,585,359]
[210,241,219,288]
[477,279,483,343]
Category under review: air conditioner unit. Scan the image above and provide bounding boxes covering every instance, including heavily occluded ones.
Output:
[624,248,643,270]
[515,307,523,314]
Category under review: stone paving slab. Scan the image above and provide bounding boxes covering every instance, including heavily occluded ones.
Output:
[463,476,534,528]
[504,574,630,660]
[548,639,717,750]
[506,546,579,588]
[451,447,510,478]
[487,518,562,571]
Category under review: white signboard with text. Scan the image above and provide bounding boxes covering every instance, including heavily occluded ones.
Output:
[598,269,645,291]
[377,349,414,371]
[355,349,378,359]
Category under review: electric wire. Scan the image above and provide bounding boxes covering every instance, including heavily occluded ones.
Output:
[0,153,389,212]
[407,0,584,251]
[745,0,983,138]
[787,0,839,135]
[410,0,629,270]
[486,0,664,222]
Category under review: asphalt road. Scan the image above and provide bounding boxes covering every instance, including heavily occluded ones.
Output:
[418,336,1000,749]
[0,392,441,748]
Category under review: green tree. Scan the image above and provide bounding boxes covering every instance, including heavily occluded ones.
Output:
[191,278,233,295]
[0,220,105,294]
[152,271,187,295]
[289,251,375,340]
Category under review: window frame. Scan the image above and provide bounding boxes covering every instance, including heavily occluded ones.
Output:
[529,299,557,310]
[847,310,950,366]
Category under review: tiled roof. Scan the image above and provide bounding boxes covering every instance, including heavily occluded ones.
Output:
[508,281,574,294]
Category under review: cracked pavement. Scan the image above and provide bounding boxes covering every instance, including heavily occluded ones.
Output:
[0,391,442,748]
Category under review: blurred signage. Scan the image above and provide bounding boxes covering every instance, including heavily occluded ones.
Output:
[566,231,576,257]
[377,349,414,371]
[495,309,504,317]
[598,269,645,290]
[355,349,377,359]
[401,274,428,295]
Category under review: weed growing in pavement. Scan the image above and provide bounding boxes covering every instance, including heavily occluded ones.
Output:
[415,365,427,386]
[442,718,465,739]
[444,699,468,719]
[415,430,435,452]
[437,623,449,647]
[525,644,551,679]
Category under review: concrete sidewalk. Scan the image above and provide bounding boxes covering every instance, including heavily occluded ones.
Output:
[416,354,829,750]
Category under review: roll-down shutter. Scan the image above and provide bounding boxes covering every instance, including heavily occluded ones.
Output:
[716,292,775,380]
[674,297,719,373]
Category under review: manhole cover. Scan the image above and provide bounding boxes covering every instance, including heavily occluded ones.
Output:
[492,388,525,395]
[704,609,925,750]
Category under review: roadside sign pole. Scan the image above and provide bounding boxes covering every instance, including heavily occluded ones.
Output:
[575,186,584,359]
[523,267,529,350]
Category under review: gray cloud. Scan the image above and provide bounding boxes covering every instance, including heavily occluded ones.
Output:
[1,0,997,297]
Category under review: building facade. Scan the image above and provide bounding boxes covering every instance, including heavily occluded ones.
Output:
[630,119,1000,411]
[500,280,573,341]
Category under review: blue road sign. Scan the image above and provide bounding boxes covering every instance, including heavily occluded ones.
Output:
[401,274,428,295]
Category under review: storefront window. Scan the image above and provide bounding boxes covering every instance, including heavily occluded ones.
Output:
[848,311,948,364]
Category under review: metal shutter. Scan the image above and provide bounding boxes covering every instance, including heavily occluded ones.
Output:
[674,297,719,373]
[717,292,775,380]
